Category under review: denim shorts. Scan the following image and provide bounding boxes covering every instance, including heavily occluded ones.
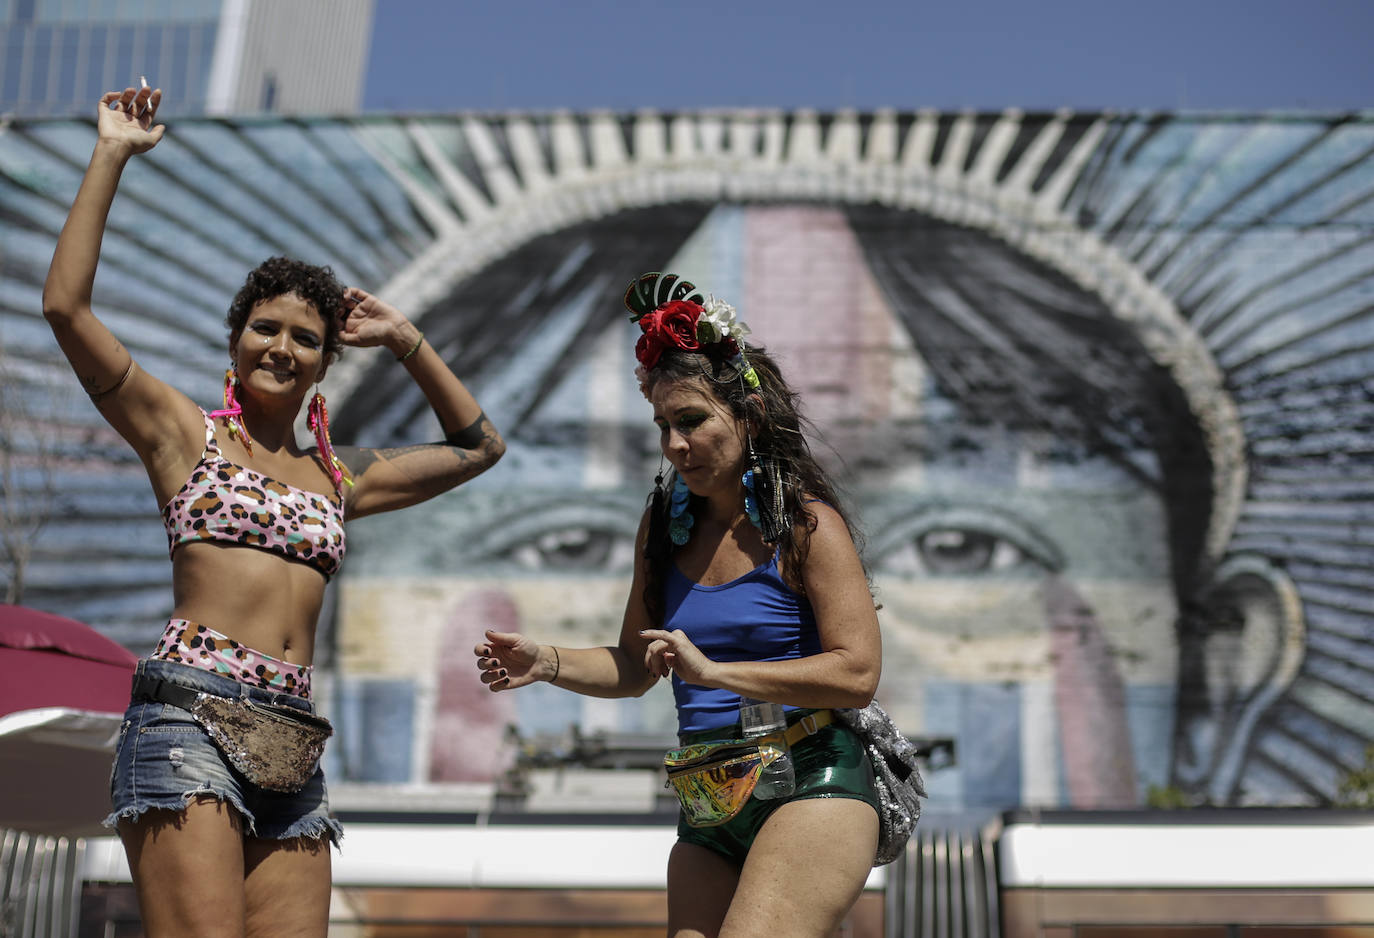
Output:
[104,658,342,846]
[674,710,878,866]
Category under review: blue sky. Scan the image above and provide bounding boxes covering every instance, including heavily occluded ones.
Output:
[362,0,1373,113]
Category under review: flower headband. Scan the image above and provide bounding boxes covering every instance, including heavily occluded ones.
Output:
[623,272,759,388]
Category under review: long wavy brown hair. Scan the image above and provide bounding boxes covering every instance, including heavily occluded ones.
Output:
[638,343,869,625]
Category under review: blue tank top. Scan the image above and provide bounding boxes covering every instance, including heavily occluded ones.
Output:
[665,552,821,733]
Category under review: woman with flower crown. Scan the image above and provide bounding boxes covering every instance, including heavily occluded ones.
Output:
[42,85,505,937]
[476,272,882,937]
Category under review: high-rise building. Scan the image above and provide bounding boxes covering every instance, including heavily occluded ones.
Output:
[0,0,374,117]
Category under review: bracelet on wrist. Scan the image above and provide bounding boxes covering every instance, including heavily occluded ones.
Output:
[397,331,424,362]
[549,646,561,685]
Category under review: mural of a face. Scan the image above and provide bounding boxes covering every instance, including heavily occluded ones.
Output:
[331,201,1303,815]
[4,109,1365,813]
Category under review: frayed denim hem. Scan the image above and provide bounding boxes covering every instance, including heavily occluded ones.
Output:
[103,794,343,849]
[279,814,344,848]
[102,785,254,834]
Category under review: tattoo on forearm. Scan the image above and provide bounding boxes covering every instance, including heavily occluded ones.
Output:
[346,414,499,484]
[352,443,437,471]
[444,411,489,450]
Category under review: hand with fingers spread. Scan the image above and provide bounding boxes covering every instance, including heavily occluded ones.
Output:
[97,86,165,154]
[474,629,551,692]
[640,627,718,686]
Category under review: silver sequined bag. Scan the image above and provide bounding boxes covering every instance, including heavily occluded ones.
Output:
[835,701,926,866]
[190,693,333,793]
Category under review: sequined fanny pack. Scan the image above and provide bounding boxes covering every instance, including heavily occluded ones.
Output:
[833,702,926,866]
[133,673,333,793]
[664,710,832,827]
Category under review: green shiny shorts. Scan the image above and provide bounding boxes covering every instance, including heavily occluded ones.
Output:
[673,710,879,866]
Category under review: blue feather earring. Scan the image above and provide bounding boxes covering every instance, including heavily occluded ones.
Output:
[743,442,787,542]
[743,466,761,528]
[668,475,694,545]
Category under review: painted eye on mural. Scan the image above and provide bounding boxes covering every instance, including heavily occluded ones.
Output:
[506,527,635,572]
[906,528,1021,575]
[470,499,641,574]
[869,506,1063,578]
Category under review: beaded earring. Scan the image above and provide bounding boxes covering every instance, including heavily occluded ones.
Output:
[208,367,253,453]
[668,474,694,545]
[307,388,352,497]
[649,462,669,535]
[743,466,761,528]
[743,443,787,543]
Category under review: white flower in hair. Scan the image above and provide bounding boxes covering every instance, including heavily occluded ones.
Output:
[697,295,751,345]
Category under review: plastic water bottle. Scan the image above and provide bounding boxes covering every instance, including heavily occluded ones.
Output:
[739,697,795,799]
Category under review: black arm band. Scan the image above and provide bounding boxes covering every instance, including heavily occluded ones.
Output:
[443,411,488,449]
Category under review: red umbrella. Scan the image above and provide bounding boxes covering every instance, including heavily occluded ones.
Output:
[0,604,138,836]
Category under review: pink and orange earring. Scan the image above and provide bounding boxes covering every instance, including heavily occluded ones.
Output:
[307,387,353,497]
[208,367,253,453]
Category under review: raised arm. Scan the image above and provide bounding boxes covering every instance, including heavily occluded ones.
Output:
[42,87,202,469]
[475,509,660,698]
[331,286,506,518]
[642,502,882,709]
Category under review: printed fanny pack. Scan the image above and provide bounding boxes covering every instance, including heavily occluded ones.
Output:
[133,673,333,793]
[664,709,833,827]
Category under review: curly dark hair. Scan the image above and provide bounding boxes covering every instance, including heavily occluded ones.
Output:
[225,256,346,357]
[639,342,868,624]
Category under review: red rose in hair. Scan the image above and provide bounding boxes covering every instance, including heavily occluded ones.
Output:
[635,300,703,370]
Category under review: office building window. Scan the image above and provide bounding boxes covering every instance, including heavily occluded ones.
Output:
[3,31,26,105]
[261,72,277,111]
[140,24,162,87]
[84,24,108,102]
[168,23,190,95]
[112,24,135,88]
[28,24,51,105]
[57,25,80,103]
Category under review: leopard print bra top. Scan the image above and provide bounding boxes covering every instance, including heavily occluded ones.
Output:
[160,409,346,579]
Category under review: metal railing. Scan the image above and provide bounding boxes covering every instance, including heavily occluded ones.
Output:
[0,829,83,938]
[884,825,1000,938]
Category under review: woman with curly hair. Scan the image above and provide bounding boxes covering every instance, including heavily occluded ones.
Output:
[475,273,882,938]
[43,85,504,937]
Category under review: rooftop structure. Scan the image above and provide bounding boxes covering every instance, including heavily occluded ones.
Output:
[0,0,373,117]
